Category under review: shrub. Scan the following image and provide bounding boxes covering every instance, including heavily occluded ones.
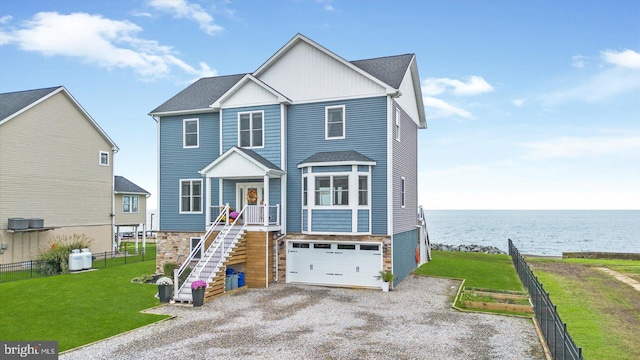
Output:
[36,234,92,275]
[131,274,155,283]
[163,262,178,277]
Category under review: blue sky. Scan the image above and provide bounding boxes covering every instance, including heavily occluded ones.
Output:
[1,0,639,210]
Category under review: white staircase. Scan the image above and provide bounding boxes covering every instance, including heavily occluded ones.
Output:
[173,206,247,303]
[418,205,432,264]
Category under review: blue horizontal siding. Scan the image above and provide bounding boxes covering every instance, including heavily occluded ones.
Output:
[311,165,352,173]
[159,113,219,231]
[358,209,369,232]
[287,96,387,234]
[311,209,351,232]
[221,105,281,168]
[393,229,418,284]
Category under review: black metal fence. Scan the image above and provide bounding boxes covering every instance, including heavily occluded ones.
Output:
[508,239,583,360]
[0,247,153,284]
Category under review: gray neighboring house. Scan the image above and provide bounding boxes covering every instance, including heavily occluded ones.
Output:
[0,86,118,263]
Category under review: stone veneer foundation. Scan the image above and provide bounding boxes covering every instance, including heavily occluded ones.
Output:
[155,231,205,274]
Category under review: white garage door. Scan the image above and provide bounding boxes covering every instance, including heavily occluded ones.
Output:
[286,241,382,288]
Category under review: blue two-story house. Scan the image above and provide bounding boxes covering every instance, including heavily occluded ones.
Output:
[150,34,428,302]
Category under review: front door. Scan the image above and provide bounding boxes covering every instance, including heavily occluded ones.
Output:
[237,183,264,223]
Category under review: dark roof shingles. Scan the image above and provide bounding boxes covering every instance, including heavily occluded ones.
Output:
[150,74,245,114]
[0,86,62,121]
[350,54,414,89]
[114,176,150,195]
[299,150,375,165]
[233,146,282,171]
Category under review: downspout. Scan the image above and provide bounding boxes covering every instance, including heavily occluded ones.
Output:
[111,147,118,254]
[265,231,269,288]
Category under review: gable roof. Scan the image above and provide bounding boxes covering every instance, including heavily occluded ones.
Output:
[298,150,376,167]
[253,33,395,94]
[0,86,61,122]
[0,86,119,150]
[211,74,291,109]
[114,176,150,195]
[351,54,414,90]
[200,146,284,178]
[149,74,245,115]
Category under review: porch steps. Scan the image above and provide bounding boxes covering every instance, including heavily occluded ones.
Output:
[173,224,246,303]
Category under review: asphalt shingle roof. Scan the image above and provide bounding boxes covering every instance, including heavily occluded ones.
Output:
[351,54,414,89]
[149,74,246,114]
[0,86,62,121]
[233,146,283,171]
[149,53,414,115]
[114,176,150,195]
[299,150,375,165]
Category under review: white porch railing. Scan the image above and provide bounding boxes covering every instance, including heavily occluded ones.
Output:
[209,204,280,226]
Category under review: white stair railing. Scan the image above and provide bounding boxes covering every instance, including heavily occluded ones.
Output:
[173,205,229,297]
[418,205,431,262]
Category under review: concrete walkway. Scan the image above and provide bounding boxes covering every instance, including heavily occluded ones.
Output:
[61,275,544,360]
[597,267,640,292]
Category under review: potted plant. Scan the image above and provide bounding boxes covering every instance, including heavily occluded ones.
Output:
[379,270,396,292]
[191,280,207,307]
[156,276,173,303]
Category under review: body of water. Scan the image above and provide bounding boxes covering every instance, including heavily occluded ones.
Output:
[424,210,639,256]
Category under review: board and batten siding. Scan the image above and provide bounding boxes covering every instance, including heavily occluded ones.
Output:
[221,104,282,168]
[0,91,113,229]
[392,102,419,235]
[392,228,418,284]
[159,112,219,231]
[287,96,388,234]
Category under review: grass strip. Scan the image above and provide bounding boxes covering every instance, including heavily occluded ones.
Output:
[528,258,640,360]
[415,250,523,291]
[0,259,169,351]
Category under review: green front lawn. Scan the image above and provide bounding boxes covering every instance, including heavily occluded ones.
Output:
[0,259,169,352]
[415,250,523,291]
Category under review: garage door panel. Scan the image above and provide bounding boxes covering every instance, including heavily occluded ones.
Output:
[287,241,382,288]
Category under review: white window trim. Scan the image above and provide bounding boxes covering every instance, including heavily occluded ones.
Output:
[395,108,401,142]
[179,179,203,214]
[190,237,202,259]
[401,176,406,208]
[325,105,346,140]
[183,118,199,149]
[237,110,265,149]
[99,151,109,166]
[122,195,140,213]
[302,175,308,208]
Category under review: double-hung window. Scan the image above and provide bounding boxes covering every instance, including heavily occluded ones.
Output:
[122,195,139,213]
[315,176,349,206]
[302,177,308,206]
[180,179,202,213]
[358,176,368,206]
[183,119,199,148]
[239,111,263,148]
[99,151,109,166]
[325,105,345,139]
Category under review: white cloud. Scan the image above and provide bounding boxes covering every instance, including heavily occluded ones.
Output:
[430,164,487,176]
[512,99,525,107]
[0,15,12,24]
[422,76,494,96]
[316,0,336,11]
[147,0,223,35]
[520,134,640,159]
[424,96,473,119]
[602,49,640,69]
[572,54,587,68]
[0,12,216,80]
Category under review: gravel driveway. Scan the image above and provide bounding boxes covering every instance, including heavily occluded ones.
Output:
[61,275,545,360]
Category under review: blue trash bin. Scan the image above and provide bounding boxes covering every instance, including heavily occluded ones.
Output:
[238,272,245,287]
